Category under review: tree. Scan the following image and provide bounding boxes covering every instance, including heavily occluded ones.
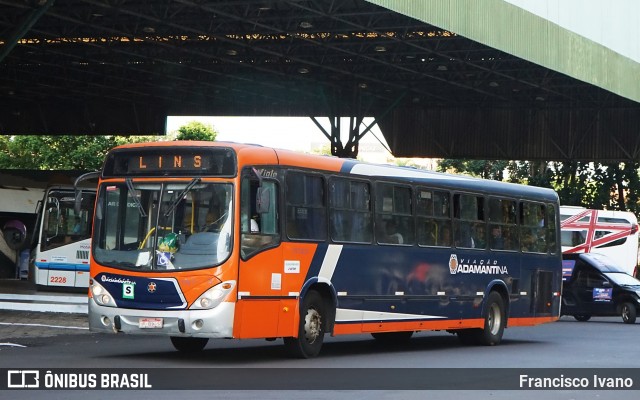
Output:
[175,121,217,141]
[438,157,640,221]
[0,135,160,170]
[0,135,118,170]
[437,159,510,181]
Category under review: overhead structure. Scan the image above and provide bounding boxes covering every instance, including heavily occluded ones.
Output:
[1,0,640,161]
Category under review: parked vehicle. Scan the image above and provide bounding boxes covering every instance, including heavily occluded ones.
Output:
[560,206,639,277]
[562,253,640,323]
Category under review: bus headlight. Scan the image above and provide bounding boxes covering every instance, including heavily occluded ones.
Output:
[190,281,236,310]
[91,281,117,307]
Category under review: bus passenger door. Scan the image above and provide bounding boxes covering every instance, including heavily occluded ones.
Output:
[234,174,291,338]
[531,269,555,317]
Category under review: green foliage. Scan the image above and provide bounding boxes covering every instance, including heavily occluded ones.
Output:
[439,158,640,220]
[437,159,510,181]
[310,144,332,156]
[0,135,115,170]
[0,135,160,170]
[175,121,217,141]
[0,120,217,172]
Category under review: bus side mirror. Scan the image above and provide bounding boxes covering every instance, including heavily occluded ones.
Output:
[73,171,100,215]
[74,189,83,215]
[256,187,271,214]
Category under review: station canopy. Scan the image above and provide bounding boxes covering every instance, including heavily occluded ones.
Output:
[2,0,640,161]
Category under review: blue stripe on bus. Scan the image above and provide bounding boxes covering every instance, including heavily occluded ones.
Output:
[35,262,90,272]
[339,160,359,174]
[304,243,329,281]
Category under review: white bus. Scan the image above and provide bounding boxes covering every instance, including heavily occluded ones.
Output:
[0,186,44,279]
[30,186,96,290]
[560,206,639,277]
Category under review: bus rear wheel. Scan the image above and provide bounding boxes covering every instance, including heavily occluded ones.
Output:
[170,337,209,353]
[621,302,636,324]
[457,291,505,346]
[284,290,326,358]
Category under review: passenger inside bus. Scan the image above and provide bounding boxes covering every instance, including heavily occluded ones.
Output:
[385,219,404,244]
[490,225,504,250]
[455,224,475,248]
[473,224,486,248]
[439,225,452,246]
[72,217,82,234]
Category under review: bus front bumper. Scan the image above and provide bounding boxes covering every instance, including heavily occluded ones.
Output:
[88,300,235,338]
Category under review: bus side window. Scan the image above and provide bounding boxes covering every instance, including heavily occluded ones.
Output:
[488,197,517,251]
[520,202,547,253]
[329,178,372,243]
[453,193,484,249]
[546,203,558,254]
[375,183,413,245]
[285,172,326,241]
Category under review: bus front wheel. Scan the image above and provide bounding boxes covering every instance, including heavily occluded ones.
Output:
[170,336,209,353]
[284,290,326,358]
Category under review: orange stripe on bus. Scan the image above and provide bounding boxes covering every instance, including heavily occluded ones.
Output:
[333,318,485,336]
[507,316,559,327]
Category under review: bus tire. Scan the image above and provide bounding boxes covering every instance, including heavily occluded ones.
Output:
[170,336,209,353]
[478,291,506,346]
[284,290,326,358]
[573,314,591,322]
[621,302,636,324]
[457,292,506,346]
[371,331,414,343]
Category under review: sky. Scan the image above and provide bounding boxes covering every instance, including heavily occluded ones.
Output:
[505,0,640,62]
[165,116,393,158]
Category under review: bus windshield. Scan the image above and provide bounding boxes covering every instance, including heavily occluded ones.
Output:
[93,180,233,271]
[41,189,94,252]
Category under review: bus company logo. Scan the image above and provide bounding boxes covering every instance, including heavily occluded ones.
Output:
[449,254,509,275]
[448,254,459,274]
[101,275,136,286]
[255,168,278,178]
[147,282,157,293]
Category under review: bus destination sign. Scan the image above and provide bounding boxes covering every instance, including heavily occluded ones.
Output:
[103,147,236,177]
[128,154,208,173]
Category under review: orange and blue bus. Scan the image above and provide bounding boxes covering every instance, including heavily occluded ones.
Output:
[83,141,562,357]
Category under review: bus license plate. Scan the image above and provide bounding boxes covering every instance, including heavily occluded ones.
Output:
[139,318,163,329]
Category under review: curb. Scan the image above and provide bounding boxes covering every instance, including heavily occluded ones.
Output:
[0,293,88,314]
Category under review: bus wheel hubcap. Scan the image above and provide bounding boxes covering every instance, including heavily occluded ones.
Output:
[304,308,321,343]
[488,303,501,335]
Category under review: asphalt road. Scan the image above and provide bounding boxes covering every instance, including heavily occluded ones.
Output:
[1,309,639,399]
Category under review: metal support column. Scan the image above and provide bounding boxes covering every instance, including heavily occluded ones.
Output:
[309,90,407,158]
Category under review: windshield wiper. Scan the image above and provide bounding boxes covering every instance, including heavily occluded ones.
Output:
[164,178,201,217]
[126,178,147,217]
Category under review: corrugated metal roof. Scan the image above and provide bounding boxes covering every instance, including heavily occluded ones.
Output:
[367,0,640,104]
